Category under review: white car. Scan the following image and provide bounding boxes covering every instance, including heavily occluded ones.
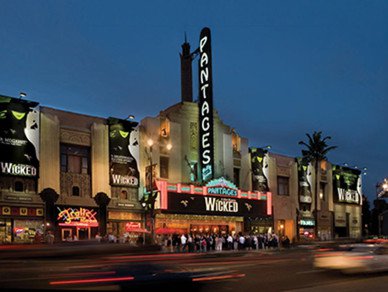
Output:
[314,243,388,274]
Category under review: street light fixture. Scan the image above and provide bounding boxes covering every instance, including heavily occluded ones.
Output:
[142,138,172,244]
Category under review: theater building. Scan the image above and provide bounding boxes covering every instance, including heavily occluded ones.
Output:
[39,107,143,241]
[138,29,272,236]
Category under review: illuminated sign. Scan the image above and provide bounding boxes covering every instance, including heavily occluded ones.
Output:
[299,219,315,226]
[0,95,40,178]
[206,177,238,197]
[204,197,238,213]
[108,117,139,187]
[198,27,214,182]
[332,165,362,205]
[57,207,98,227]
[167,192,266,217]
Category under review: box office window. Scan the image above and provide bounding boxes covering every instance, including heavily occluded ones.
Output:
[277,176,289,196]
[60,144,90,174]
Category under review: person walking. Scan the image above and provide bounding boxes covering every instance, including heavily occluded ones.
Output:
[180,233,187,252]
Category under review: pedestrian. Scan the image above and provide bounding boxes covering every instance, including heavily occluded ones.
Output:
[46,231,54,244]
[180,233,187,252]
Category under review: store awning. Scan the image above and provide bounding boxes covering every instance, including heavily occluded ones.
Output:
[155,227,187,234]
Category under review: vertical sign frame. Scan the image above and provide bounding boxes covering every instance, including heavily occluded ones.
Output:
[198,27,214,182]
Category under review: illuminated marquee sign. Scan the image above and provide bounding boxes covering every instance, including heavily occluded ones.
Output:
[198,27,214,182]
[206,177,238,197]
[57,207,98,227]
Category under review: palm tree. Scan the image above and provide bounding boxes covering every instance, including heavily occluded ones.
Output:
[298,131,337,239]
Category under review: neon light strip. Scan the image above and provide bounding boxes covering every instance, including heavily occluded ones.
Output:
[267,192,272,215]
[192,273,245,282]
[50,276,134,285]
[58,222,98,227]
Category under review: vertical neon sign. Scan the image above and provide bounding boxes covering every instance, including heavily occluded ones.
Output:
[198,27,214,182]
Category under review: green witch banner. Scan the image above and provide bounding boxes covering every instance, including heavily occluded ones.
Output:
[0,95,39,178]
[249,147,269,193]
[296,157,313,204]
[108,117,139,187]
[332,165,362,204]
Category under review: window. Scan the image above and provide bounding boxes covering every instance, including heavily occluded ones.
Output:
[60,144,90,174]
[120,190,128,200]
[72,186,80,196]
[160,156,169,179]
[320,183,326,201]
[14,181,24,192]
[233,168,240,188]
[277,176,289,196]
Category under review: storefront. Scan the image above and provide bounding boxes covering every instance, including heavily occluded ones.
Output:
[107,208,143,242]
[298,217,315,239]
[56,205,99,241]
[0,206,44,243]
[155,178,272,235]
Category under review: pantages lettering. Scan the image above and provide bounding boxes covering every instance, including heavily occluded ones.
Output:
[204,197,238,213]
[207,187,237,196]
[198,27,214,182]
[1,162,37,176]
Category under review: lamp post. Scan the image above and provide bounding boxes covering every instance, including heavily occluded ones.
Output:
[143,138,172,244]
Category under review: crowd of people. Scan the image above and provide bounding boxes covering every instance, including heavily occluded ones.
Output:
[156,232,291,252]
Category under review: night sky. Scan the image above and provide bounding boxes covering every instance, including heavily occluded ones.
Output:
[1,1,387,202]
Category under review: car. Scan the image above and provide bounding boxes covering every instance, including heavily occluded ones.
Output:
[313,243,388,274]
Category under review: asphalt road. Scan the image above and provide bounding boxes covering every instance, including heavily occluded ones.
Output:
[0,245,387,291]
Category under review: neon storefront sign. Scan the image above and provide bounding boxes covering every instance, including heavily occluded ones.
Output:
[57,207,98,227]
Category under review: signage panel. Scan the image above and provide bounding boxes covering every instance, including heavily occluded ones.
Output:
[108,117,139,187]
[198,27,214,182]
[167,192,267,217]
[56,206,98,227]
[332,165,362,204]
[250,148,269,192]
[0,95,39,178]
[206,177,238,197]
[296,157,313,204]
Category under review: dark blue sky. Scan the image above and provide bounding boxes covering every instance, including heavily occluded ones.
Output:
[1,1,387,202]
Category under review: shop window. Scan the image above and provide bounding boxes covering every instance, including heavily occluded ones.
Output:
[233,168,240,188]
[277,176,289,196]
[72,186,80,196]
[160,156,169,179]
[14,181,24,192]
[60,144,90,174]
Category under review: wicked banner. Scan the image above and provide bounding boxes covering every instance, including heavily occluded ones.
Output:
[296,157,313,204]
[167,192,267,217]
[250,147,269,193]
[108,117,139,187]
[332,165,362,204]
[0,95,39,179]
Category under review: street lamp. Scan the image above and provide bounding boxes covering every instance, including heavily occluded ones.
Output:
[142,138,172,244]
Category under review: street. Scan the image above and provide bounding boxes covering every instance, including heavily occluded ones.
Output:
[0,244,387,291]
